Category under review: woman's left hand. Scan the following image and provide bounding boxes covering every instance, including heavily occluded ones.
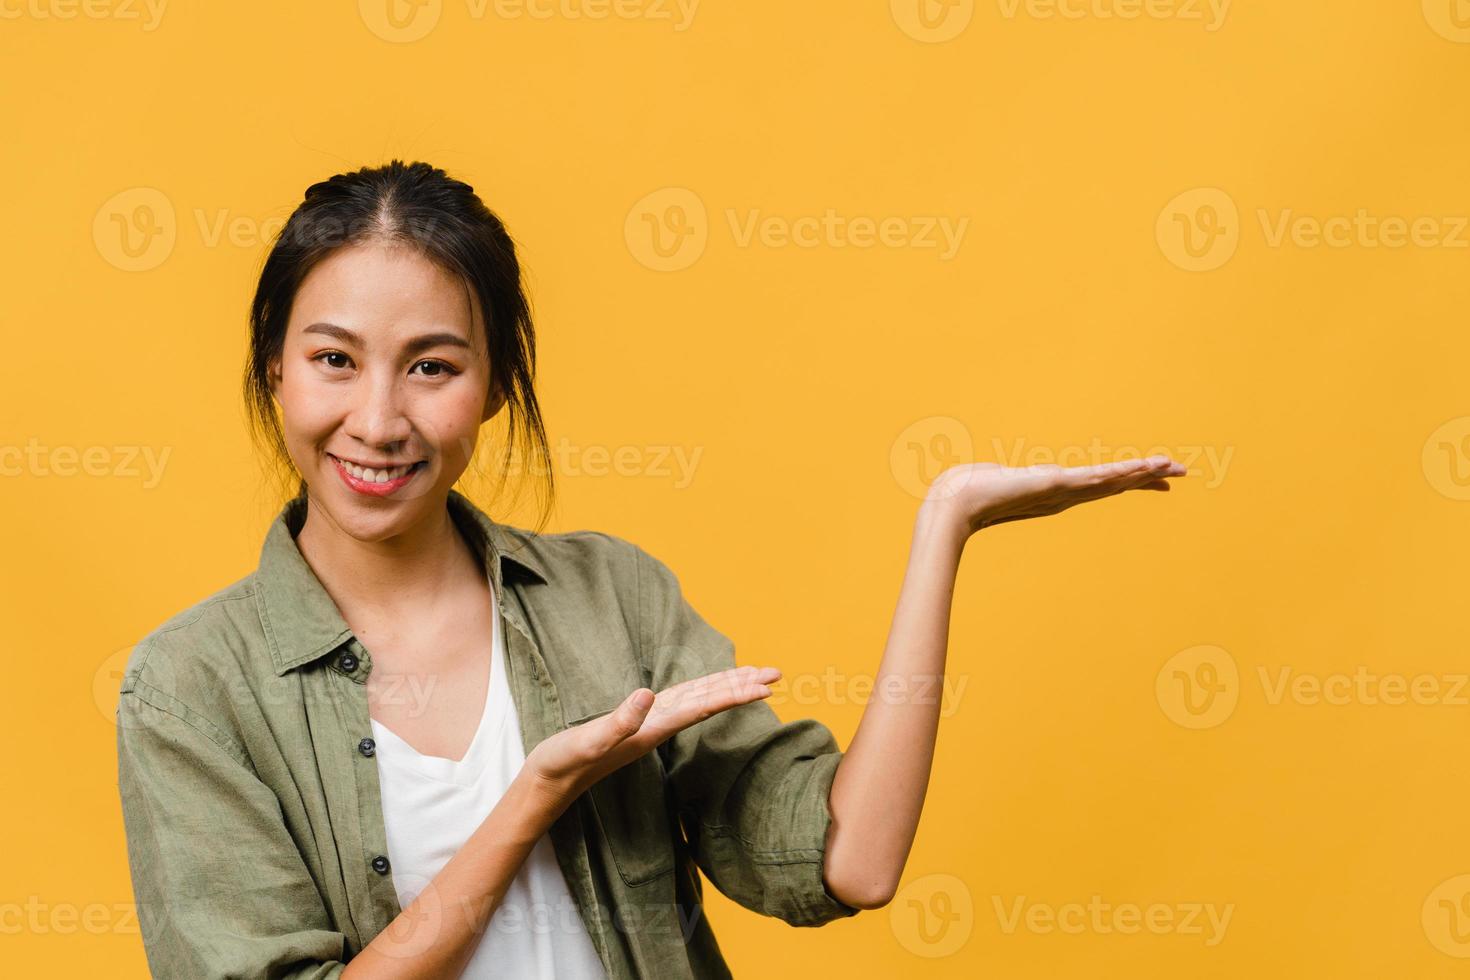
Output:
[925,454,1188,536]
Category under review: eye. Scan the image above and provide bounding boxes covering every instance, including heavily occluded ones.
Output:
[314,351,352,370]
[411,359,459,378]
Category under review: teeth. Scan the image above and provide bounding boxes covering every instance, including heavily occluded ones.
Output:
[337,457,416,483]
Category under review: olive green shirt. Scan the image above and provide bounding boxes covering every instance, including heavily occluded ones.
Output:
[116,488,859,979]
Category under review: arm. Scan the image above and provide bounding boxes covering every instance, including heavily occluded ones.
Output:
[363,663,793,975]
[118,680,354,980]
[118,673,562,980]
[633,543,864,928]
[119,654,763,979]
[341,775,560,979]
[822,454,1187,908]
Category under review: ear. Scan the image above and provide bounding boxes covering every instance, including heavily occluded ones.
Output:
[481,382,507,424]
[267,356,283,401]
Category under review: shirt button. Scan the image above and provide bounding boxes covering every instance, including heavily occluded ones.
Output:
[358,737,376,757]
[371,855,390,874]
[338,652,359,673]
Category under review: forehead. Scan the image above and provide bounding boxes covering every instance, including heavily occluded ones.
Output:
[289,241,485,343]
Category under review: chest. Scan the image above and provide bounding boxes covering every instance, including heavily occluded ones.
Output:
[359,598,500,763]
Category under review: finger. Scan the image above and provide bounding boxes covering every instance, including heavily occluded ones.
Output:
[594,687,656,752]
[656,667,776,721]
[705,670,778,712]
[1059,461,1154,499]
[658,666,780,709]
[1064,460,1180,505]
[644,666,779,735]
[1123,461,1183,487]
[1058,457,1151,488]
[1118,456,1175,477]
[1101,456,1184,487]
[1147,456,1187,477]
[701,665,781,700]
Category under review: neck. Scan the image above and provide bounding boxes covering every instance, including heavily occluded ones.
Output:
[292,492,483,621]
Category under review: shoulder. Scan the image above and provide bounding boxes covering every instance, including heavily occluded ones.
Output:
[118,572,266,737]
[497,523,643,585]
[496,524,687,610]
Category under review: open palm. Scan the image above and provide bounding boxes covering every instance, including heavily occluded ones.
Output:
[525,665,780,803]
[928,455,1187,534]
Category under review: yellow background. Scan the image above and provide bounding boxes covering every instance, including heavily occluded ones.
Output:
[3,0,1468,976]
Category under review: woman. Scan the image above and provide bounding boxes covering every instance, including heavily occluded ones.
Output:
[116,160,1185,979]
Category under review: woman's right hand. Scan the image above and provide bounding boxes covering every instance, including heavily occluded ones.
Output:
[521,665,781,813]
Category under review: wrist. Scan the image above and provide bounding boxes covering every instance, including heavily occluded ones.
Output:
[506,768,572,841]
[917,493,974,546]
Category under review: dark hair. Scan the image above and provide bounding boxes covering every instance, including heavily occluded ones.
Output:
[243,160,554,530]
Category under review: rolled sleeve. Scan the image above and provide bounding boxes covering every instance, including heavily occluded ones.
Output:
[117,673,348,979]
[633,543,862,928]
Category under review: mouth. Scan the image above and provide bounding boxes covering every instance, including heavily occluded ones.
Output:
[327,453,428,497]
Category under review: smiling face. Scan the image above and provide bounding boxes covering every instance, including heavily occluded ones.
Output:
[269,240,504,541]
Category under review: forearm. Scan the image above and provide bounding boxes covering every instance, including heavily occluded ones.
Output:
[823,499,967,909]
[342,772,566,979]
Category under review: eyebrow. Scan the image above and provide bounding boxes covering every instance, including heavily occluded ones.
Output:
[302,322,473,357]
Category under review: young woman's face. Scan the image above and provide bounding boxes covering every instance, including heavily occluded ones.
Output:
[270,241,503,539]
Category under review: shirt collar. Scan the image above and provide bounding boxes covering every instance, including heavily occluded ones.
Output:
[254,487,548,676]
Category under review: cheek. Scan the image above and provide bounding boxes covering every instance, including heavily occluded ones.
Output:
[276,368,337,442]
[428,387,488,436]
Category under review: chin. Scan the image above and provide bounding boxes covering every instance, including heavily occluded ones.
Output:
[307,463,445,531]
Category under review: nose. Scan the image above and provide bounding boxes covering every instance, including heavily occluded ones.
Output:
[343,369,414,455]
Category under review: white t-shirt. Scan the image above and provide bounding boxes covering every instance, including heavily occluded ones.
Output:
[369,582,607,980]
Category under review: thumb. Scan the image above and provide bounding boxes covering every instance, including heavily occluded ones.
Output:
[604,688,655,745]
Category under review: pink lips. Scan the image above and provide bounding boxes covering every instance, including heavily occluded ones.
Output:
[329,454,424,497]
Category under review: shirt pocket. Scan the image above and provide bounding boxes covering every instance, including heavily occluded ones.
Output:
[566,706,678,888]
